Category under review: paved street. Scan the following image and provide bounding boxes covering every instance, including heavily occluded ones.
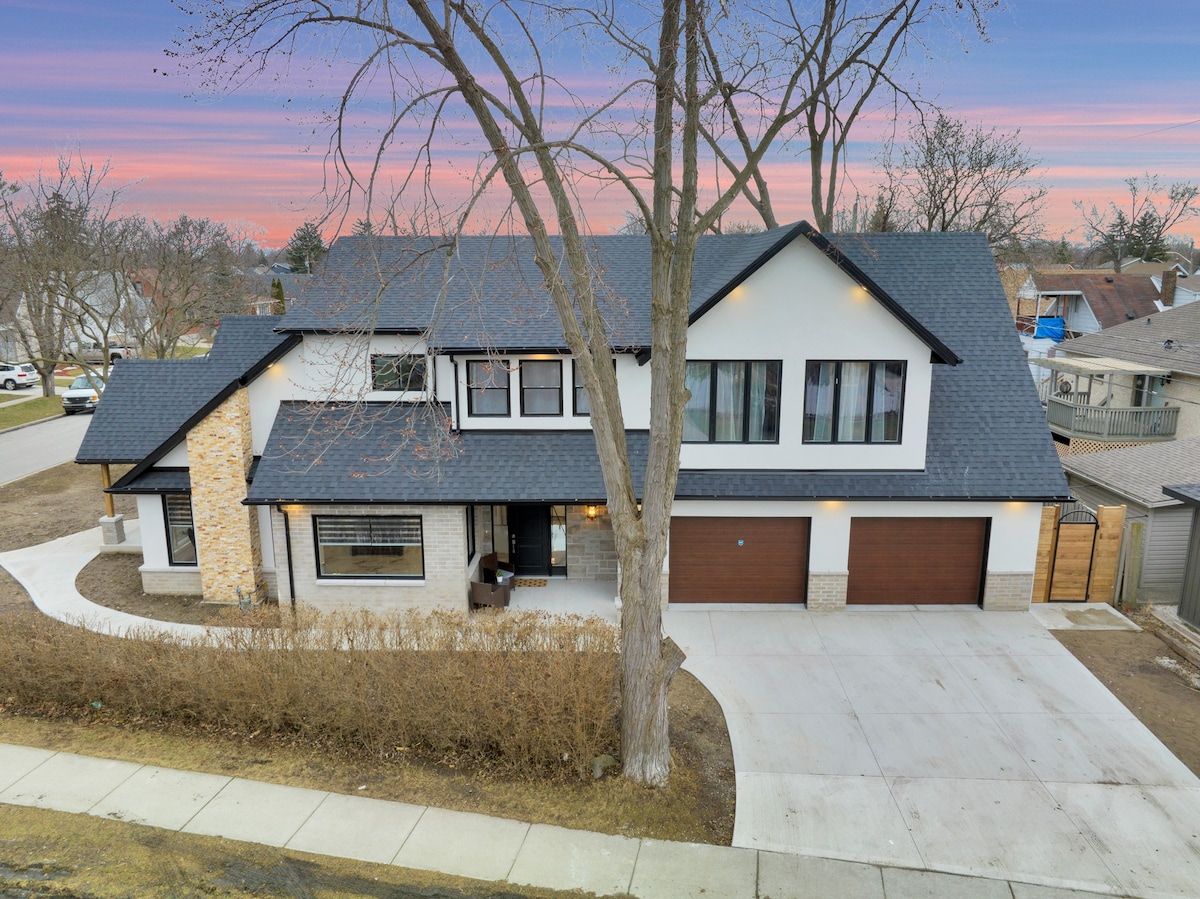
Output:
[0,409,91,486]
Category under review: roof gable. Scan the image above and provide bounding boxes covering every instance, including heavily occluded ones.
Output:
[76,316,300,468]
[280,225,960,362]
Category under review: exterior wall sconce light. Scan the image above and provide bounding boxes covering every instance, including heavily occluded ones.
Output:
[586,505,599,520]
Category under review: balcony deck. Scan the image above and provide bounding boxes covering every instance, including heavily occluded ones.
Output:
[1045,396,1179,442]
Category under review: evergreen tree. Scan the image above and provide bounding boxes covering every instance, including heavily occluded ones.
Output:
[270,277,285,313]
[285,222,326,273]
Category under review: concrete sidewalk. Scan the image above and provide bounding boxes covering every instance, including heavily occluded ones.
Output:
[0,742,1121,898]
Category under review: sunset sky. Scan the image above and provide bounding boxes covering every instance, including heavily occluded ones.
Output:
[3,0,1199,248]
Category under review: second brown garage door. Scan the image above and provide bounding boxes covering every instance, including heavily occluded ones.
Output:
[847,517,988,605]
[669,517,809,603]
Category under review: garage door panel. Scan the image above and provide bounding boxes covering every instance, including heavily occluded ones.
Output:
[669,517,808,603]
[847,517,987,605]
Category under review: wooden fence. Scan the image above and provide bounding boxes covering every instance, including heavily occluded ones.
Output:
[1032,504,1126,603]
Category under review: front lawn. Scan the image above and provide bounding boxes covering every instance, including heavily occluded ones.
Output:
[0,396,65,430]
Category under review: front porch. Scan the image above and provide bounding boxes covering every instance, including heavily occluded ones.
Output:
[1034,356,1179,443]
[505,577,621,625]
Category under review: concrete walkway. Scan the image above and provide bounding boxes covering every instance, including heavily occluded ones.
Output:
[664,605,1200,898]
[0,527,1189,897]
[0,742,1126,898]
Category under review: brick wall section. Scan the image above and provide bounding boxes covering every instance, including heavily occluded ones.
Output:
[567,505,618,580]
[186,388,264,604]
[807,573,848,610]
[282,503,468,613]
[982,572,1034,611]
[139,567,203,596]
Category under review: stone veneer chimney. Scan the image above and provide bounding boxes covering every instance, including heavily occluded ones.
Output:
[1161,270,1178,307]
[186,387,265,603]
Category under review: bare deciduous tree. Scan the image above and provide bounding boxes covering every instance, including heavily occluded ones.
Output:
[0,154,135,393]
[871,113,1046,251]
[174,0,994,785]
[1075,174,1200,273]
[134,214,251,359]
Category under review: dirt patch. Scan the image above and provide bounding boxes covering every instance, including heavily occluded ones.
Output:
[75,553,271,627]
[0,461,135,554]
[1055,609,1200,776]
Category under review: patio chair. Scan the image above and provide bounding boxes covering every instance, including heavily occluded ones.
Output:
[470,579,510,611]
[480,552,515,587]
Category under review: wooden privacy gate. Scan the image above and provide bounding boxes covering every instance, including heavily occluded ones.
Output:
[1032,504,1125,603]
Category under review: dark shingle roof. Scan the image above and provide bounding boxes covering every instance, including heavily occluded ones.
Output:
[1032,272,1160,329]
[246,402,649,504]
[257,229,1067,503]
[279,227,957,360]
[108,468,191,494]
[77,316,300,466]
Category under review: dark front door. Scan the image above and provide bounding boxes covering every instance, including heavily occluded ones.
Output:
[509,505,551,576]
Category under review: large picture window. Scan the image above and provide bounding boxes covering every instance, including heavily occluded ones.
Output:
[164,494,197,565]
[520,360,562,416]
[467,360,510,416]
[314,515,424,579]
[372,354,426,392]
[683,360,781,443]
[803,360,905,444]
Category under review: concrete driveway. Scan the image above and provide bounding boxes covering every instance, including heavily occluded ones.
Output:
[664,606,1200,898]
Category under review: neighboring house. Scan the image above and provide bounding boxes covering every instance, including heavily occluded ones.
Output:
[1027,272,1161,339]
[76,225,1068,614]
[248,271,309,316]
[1062,439,1200,604]
[1035,300,1200,453]
[1167,484,1200,626]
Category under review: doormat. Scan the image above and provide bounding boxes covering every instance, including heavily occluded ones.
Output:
[513,578,548,588]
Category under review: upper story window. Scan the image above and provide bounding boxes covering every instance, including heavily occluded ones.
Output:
[467,360,510,417]
[573,359,590,416]
[372,354,426,392]
[803,360,905,444]
[520,360,562,416]
[683,360,781,443]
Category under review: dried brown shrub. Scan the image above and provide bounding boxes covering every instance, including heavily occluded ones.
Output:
[0,608,620,778]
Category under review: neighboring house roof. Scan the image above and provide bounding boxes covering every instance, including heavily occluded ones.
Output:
[279,226,960,363]
[1061,438,1200,508]
[1032,273,1160,329]
[76,316,301,469]
[1164,484,1200,506]
[1057,301,1200,376]
[1120,260,1190,277]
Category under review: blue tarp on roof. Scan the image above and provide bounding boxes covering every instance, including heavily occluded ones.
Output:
[1035,317,1066,341]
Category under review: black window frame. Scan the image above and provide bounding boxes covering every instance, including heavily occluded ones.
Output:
[682,360,783,444]
[466,360,511,417]
[163,493,197,566]
[571,358,617,417]
[371,354,427,392]
[519,359,563,417]
[802,359,906,445]
[466,505,476,562]
[313,514,425,581]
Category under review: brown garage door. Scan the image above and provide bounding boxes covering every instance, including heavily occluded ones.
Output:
[669,517,808,603]
[847,517,988,605]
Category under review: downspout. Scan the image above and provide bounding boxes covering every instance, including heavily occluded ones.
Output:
[99,464,115,518]
[278,505,297,608]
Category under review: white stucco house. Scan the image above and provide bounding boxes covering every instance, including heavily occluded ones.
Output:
[76,224,1068,612]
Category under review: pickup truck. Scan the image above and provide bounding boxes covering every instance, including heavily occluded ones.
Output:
[68,341,138,365]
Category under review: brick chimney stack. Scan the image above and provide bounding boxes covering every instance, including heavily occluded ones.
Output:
[1161,270,1177,307]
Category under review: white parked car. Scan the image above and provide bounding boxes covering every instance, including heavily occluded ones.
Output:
[62,374,104,414]
[0,362,39,390]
